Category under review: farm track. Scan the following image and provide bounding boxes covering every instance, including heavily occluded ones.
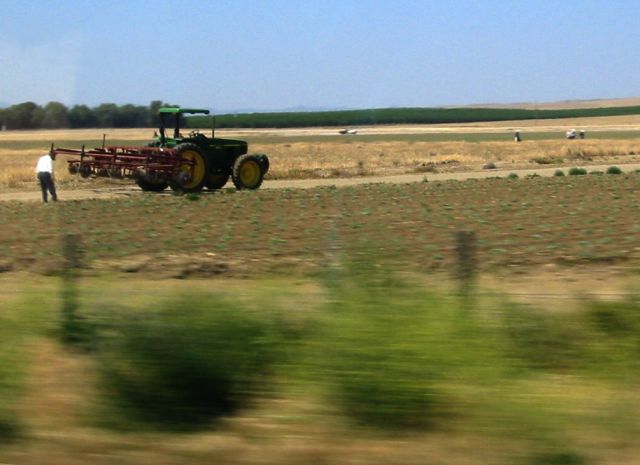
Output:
[3,161,640,202]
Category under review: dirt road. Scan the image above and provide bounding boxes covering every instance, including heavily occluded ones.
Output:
[2,162,640,203]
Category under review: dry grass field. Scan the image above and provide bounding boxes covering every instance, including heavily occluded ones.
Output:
[2,114,640,191]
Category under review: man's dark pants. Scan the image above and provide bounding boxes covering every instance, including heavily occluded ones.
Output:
[37,172,57,202]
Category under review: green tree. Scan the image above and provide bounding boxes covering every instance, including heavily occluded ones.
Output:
[149,100,163,114]
[148,100,165,125]
[68,105,97,128]
[149,100,173,127]
[4,102,40,129]
[41,101,69,128]
[29,106,45,128]
[94,103,118,127]
[114,104,150,127]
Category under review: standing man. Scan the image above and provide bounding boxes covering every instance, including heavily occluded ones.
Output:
[35,150,58,202]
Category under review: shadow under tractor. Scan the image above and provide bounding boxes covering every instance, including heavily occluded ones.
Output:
[52,107,269,193]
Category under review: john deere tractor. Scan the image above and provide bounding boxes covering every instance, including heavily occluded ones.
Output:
[139,107,269,192]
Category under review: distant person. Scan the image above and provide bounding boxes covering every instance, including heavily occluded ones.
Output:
[514,130,521,142]
[35,150,58,203]
[579,130,585,139]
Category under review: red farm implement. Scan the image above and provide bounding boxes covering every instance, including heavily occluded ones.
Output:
[52,144,197,192]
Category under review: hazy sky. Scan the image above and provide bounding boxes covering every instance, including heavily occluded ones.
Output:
[2,0,639,112]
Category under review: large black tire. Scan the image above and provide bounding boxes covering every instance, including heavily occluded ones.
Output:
[257,154,269,174]
[170,143,209,193]
[206,173,230,190]
[136,178,169,192]
[232,154,266,190]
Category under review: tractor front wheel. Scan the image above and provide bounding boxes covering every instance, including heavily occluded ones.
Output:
[232,154,266,190]
[170,143,209,193]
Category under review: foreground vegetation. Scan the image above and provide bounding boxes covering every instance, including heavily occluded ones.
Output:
[1,262,640,464]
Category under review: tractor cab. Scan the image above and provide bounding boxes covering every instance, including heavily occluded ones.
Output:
[155,107,213,148]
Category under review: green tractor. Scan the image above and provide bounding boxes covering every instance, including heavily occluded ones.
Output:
[139,107,269,192]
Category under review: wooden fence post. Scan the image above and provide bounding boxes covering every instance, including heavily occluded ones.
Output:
[454,230,477,298]
[61,234,82,345]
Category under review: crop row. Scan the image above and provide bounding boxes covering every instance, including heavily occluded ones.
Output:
[1,173,640,276]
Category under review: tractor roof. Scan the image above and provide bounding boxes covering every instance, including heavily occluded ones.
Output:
[159,107,210,115]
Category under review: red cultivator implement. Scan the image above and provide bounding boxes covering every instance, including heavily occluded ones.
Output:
[51,144,195,191]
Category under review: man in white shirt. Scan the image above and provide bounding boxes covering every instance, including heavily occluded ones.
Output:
[35,150,58,202]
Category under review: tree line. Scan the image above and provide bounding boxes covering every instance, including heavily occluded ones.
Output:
[0,101,174,130]
[194,105,640,129]
[5,100,640,130]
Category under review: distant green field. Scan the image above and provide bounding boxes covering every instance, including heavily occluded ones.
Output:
[187,105,640,128]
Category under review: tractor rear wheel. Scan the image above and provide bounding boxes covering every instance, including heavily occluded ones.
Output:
[170,143,209,193]
[258,154,270,174]
[206,173,230,190]
[232,154,266,190]
[136,178,168,192]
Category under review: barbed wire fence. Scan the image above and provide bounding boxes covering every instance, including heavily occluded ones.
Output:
[2,228,640,326]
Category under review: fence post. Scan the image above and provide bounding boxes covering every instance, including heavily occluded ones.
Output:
[454,230,477,298]
[61,234,83,345]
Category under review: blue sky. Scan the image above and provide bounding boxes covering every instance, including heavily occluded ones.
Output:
[1,0,639,112]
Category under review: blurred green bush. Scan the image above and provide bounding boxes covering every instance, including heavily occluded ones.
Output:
[307,263,640,433]
[98,293,279,430]
[312,266,510,430]
[0,314,26,442]
[582,297,640,378]
[502,304,587,372]
[0,353,21,442]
